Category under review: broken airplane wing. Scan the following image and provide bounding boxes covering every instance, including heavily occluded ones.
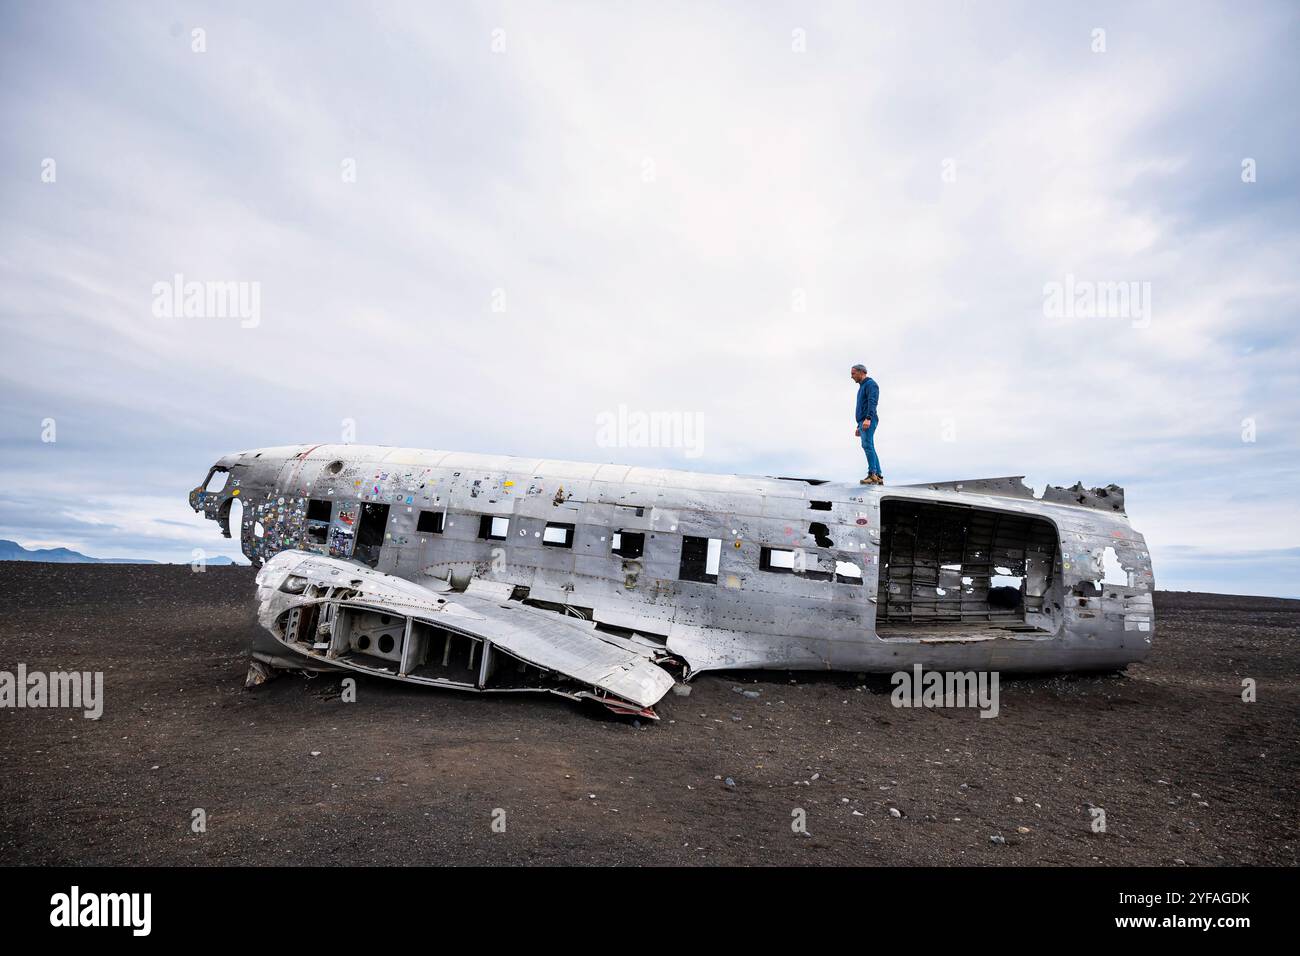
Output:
[254,550,676,716]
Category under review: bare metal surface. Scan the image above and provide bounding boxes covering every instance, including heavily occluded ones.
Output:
[192,444,1156,712]
[255,551,675,710]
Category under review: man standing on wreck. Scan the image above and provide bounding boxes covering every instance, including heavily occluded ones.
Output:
[851,364,883,485]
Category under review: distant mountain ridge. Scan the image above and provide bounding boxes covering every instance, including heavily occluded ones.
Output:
[0,539,242,565]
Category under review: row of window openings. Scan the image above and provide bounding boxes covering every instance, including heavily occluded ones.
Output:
[306,501,862,585]
[482,519,862,585]
[477,514,642,557]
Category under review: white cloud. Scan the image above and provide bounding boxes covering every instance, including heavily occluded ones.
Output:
[1,1,1297,592]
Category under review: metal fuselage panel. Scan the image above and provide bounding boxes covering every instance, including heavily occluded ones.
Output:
[191,444,1155,674]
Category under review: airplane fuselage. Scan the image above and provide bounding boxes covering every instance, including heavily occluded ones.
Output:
[191,443,1155,679]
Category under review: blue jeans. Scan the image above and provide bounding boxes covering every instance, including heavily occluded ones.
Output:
[859,420,881,476]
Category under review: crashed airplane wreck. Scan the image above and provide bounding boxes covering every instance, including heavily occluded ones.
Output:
[190,444,1154,718]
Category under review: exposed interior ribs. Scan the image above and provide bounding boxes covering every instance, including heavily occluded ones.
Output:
[876,498,1061,638]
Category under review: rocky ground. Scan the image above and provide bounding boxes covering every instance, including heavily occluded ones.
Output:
[0,563,1295,865]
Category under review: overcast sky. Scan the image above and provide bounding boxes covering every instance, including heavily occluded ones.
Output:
[1,1,1297,596]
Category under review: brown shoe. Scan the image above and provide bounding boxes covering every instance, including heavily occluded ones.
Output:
[859,476,873,485]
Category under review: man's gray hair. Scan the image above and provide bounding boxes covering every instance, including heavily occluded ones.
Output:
[851,363,867,373]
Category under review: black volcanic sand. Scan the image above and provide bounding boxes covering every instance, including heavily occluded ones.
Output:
[0,563,1295,865]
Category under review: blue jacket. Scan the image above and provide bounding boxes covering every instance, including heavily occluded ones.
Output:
[855,377,879,424]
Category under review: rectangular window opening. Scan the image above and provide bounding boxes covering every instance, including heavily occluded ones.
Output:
[760,546,797,573]
[761,545,834,581]
[304,498,332,547]
[542,522,575,548]
[612,530,645,559]
[478,515,509,540]
[679,535,720,584]
[353,502,390,568]
[417,510,445,534]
